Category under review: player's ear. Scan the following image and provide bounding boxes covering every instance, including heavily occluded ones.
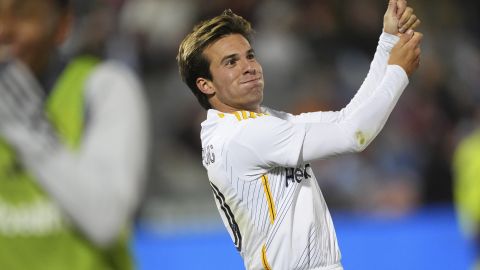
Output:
[196,77,215,95]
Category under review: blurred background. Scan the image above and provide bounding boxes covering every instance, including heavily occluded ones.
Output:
[69,0,480,269]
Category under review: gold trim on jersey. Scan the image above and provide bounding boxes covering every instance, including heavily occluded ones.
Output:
[261,244,272,270]
[261,175,276,224]
[226,111,269,122]
[241,110,248,119]
[233,111,242,121]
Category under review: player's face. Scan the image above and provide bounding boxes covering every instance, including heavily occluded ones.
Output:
[202,34,264,113]
[0,0,66,75]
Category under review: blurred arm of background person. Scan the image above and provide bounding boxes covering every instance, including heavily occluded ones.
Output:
[0,0,149,268]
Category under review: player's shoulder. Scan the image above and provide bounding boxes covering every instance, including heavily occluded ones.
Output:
[202,108,295,141]
[262,106,295,121]
[201,109,278,143]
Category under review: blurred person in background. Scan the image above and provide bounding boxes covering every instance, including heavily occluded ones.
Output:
[0,0,149,269]
[177,0,421,269]
[453,106,480,270]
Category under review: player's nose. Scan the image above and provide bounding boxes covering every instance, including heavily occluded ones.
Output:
[242,59,257,75]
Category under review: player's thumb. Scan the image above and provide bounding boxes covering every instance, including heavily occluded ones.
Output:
[397,29,414,46]
[386,0,398,15]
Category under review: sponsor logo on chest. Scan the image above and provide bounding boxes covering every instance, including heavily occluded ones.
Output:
[285,164,312,188]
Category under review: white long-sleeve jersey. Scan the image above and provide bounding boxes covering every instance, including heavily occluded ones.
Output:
[200,32,408,270]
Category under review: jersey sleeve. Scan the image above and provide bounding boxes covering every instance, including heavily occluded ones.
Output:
[227,115,306,179]
[288,32,400,124]
[302,65,409,160]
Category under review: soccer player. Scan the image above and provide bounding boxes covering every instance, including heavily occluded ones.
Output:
[177,1,422,269]
[0,0,148,269]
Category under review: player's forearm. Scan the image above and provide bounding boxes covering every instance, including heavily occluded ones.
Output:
[344,32,399,112]
[292,32,399,124]
[302,65,408,160]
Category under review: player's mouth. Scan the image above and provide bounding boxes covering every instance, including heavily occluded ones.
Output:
[240,77,262,84]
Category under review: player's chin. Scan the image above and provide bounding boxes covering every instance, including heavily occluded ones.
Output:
[248,87,263,103]
[246,90,264,109]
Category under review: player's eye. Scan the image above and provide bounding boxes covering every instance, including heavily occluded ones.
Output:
[247,52,255,60]
[225,58,237,66]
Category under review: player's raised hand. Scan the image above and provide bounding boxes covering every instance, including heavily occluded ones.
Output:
[384,0,401,34]
[384,0,421,35]
[398,5,421,34]
[388,30,423,76]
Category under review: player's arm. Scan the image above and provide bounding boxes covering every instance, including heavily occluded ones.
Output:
[301,31,422,160]
[230,31,421,175]
[290,0,420,124]
[0,61,149,247]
